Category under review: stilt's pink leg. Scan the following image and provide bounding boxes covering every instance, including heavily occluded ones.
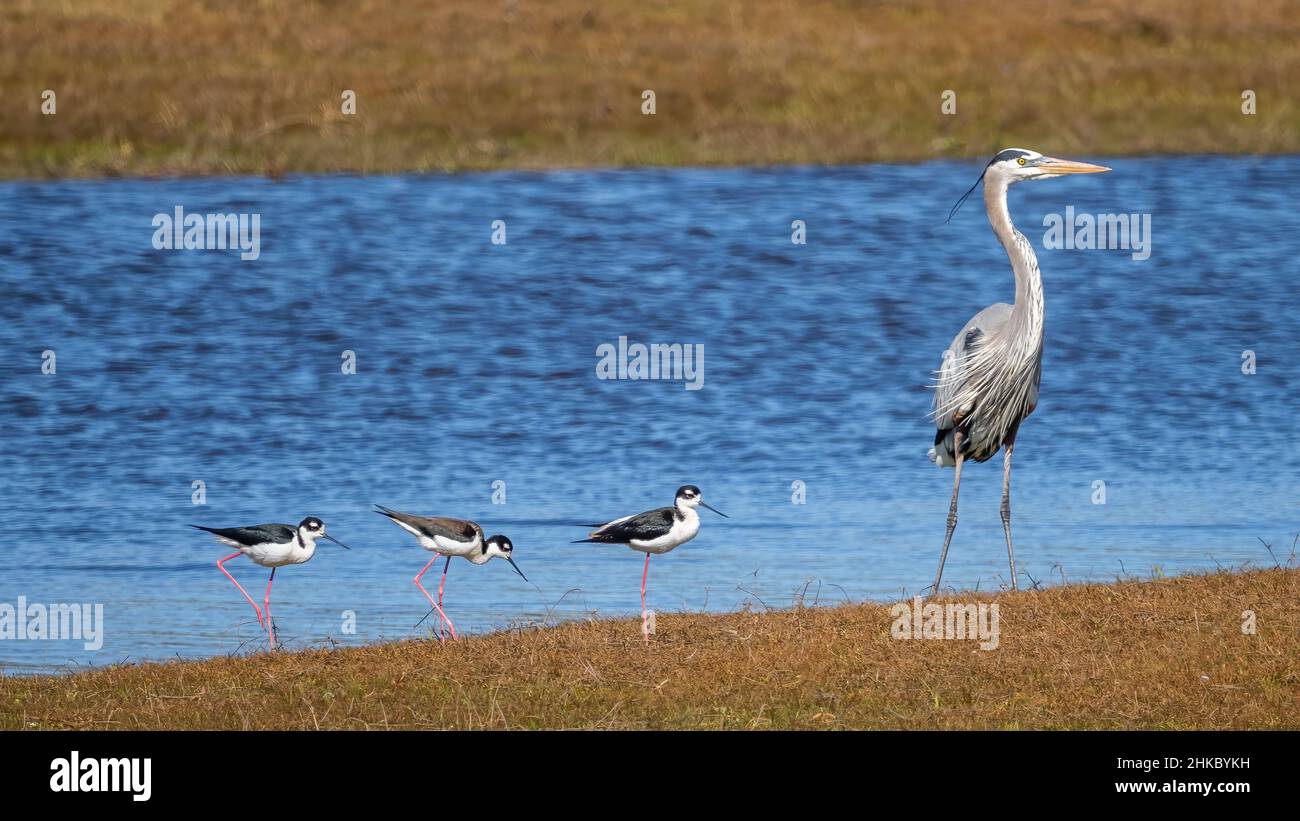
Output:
[263,567,277,650]
[217,552,263,630]
[437,556,452,641]
[641,553,651,642]
[415,557,457,642]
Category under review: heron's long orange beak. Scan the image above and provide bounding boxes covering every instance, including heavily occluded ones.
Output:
[1039,157,1111,174]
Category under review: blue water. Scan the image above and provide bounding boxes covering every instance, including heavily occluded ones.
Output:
[1,156,1296,674]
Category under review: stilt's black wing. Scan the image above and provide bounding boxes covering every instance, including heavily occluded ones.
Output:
[575,507,675,544]
[191,523,295,546]
[373,505,483,543]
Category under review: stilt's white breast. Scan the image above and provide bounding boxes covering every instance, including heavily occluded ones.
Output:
[431,533,481,557]
[630,509,700,554]
[232,536,316,567]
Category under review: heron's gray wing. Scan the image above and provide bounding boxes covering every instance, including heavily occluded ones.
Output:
[932,303,1013,431]
[935,302,1013,428]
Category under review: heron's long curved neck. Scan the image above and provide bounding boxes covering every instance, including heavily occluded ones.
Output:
[984,178,1044,344]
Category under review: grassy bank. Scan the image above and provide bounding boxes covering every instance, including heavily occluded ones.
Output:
[2,0,1297,179]
[2,569,1296,729]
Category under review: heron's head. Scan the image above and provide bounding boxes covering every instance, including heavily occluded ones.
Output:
[948,148,1110,221]
[987,148,1111,183]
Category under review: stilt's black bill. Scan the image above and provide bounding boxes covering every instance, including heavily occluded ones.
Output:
[701,502,729,518]
[324,534,353,550]
[507,557,528,582]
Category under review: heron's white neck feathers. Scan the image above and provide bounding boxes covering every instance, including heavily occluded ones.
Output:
[931,178,1044,432]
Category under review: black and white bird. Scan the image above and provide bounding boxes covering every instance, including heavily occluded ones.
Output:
[574,485,727,640]
[373,505,526,641]
[192,516,352,650]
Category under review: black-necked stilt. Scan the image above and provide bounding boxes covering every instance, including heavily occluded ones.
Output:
[192,516,352,650]
[373,505,526,641]
[574,485,727,640]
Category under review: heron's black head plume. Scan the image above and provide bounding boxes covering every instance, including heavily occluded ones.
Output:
[946,164,988,224]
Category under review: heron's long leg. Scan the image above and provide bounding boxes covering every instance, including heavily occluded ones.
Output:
[932,431,964,595]
[217,552,264,630]
[1001,432,1019,591]
[414,557,456,642]
[263,567,276,650]
[640,553,651,643]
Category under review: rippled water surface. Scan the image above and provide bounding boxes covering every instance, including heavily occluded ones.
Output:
[1,156,1296,674]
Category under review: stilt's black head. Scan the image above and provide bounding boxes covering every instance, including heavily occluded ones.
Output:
[298,516,353,550]
[486,535,527,581]
[675,485,701,502]
[484,534,513,554]
[675,485,727,517]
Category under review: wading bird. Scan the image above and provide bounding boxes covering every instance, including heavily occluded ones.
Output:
[193,516,352,649]
[929,148,1110,594]
[575,485,727,640]
[373,505,526,641]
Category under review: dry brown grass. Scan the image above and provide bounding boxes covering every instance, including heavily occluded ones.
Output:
[2,569,1296,729]
[1,0,1296,178]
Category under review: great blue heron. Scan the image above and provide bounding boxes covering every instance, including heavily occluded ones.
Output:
[928,148,1110,594]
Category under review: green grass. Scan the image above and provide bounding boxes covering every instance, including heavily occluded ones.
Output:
[2,569,1296,729]
[1,0,1297,178]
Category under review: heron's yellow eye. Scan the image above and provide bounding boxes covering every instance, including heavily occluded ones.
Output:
[1017,157,1026,166]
